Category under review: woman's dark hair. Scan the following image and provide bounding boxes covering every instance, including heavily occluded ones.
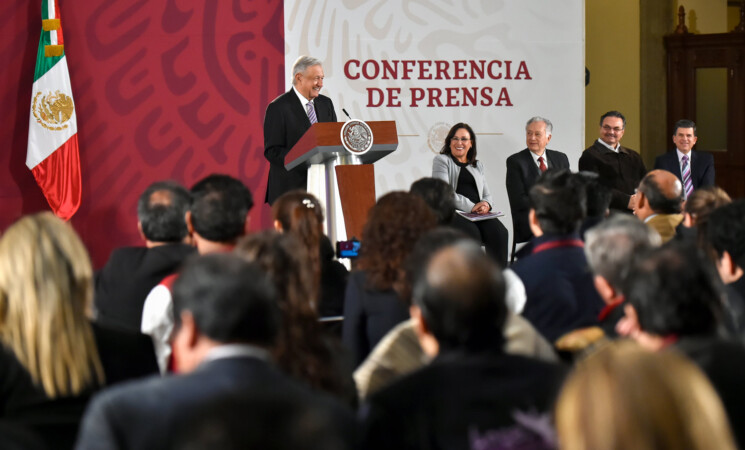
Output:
[235,231,348,400]
[439,122,478,167]
[272,190,324,306]
[359,192,437,294]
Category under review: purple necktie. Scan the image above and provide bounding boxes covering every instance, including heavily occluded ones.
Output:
[681,154,693,199]
[306,101,318,124]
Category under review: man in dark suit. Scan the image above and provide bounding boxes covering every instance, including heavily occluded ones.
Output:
[264,56,337,204]
[506,116,570,243]
[94,181,195,333]
[362,240,566,449]
[510,170,605,343]
[653,119,715,199]
[579,111,647,213]
[77,253,355,449]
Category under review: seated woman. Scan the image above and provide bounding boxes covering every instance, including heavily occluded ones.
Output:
[272,190,348,318]
[342,192,437,367]
[432,122,509,267]
[0,213,158,449]
[236,231,356,406]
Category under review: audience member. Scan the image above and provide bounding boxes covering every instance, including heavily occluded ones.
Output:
[576,171,612,238]
[510,169,605,343]
[141,174,253,372]
[506,116,570,244]
[579,110,647,213]
[632,169,684,243]
[0,213,157,450]
[620,243,745,447]
[654,119,715,199]
[361,241,566,449]
[236,231,356,405]
[556,340,736,450]
[707,200,745,340]
[583,215,661,338]
[272,190,349,317]
[681,185,731,253]
[342,191,436,367]
[94,180,195,332]
[409,177,456,225]
[353,227,557,400]
[77,254,356,449]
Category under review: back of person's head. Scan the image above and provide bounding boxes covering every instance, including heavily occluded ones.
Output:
[189,174,253,243]
[409,177,455,225]
[624,242,724,337]
[172,253,278,346]
[576,171,611,218]
[360,191,437,291]
[0,213,103,398]
[638,171,683,214]
[400,227,470,305]
[686,186,732,257]
[556,340,736,450]
[707,199,745,270]
[412,241,507,352]
[137,180,191,243]
[529,169,586,235]
[584,214,661,292]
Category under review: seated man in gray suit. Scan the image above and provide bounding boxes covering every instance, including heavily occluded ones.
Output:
[77,254,355,450]
[506,116,570,244]
[654,119,715,200]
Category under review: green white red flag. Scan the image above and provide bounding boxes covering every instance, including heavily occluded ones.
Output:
[27,0,81,220]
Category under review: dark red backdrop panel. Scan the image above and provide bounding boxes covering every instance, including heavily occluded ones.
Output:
[0,0,285,267]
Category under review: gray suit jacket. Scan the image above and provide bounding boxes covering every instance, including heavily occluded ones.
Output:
[432,154,493,213]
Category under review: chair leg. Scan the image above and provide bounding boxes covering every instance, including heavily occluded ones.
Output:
[510,237,517,264]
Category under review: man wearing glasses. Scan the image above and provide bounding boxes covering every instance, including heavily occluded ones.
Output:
[579,111,647,213]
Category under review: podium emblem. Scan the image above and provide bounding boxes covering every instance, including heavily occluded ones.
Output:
[341,119,373,155]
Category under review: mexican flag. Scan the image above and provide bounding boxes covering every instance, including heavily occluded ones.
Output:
[27,0,81,221]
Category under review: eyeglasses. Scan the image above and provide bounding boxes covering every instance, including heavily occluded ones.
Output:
[451,137,471,142]
[602,125,624,133]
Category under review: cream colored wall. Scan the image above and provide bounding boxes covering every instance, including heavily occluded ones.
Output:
[675,0,728,33]
[585,1,641,153]
[728,5,742,30]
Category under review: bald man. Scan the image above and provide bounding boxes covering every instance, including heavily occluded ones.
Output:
[632,169,684,243]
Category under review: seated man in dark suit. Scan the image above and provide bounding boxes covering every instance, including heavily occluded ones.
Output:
[510,170,605,343]
[77,254,356,450]
[94,181,195,332]
[506,116,570,244]
[264,55,337,204]
[584,215,660,337]
[619,243,745,448]
[361,240,566,450]
[654,119,715,199]
[633,169,684,244]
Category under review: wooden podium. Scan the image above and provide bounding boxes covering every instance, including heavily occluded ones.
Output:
[285,121,398,246]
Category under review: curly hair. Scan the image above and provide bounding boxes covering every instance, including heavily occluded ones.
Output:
[272,190,324,307]
[235,231,347,400]
[358,192,437,293]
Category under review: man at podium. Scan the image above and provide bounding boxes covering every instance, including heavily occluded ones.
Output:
[264,56,338,204]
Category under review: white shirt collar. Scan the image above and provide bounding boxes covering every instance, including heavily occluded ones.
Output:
[529,149,547,169]
[643,213,658,224]
[676,148,691,163]
[201,343,271,365]
[597,138,620,153]
[293,86,312,107]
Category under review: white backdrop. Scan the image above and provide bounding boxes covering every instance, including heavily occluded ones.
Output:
[284,0,585,245]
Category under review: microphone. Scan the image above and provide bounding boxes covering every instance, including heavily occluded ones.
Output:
[342,108,353,121]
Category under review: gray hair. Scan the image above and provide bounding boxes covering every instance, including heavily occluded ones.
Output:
[526,116,553,136]
[291,56,323,85]
[584,214,661,291]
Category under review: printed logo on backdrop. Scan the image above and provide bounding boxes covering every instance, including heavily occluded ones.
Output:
[341,119,373,155]
[32,90,74,131]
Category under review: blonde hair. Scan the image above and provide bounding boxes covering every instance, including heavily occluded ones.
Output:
[556,340,736,450]
[0,213,104,398]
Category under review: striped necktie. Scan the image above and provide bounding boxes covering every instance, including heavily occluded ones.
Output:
[306,101,318,124]
[681,154,693,199]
